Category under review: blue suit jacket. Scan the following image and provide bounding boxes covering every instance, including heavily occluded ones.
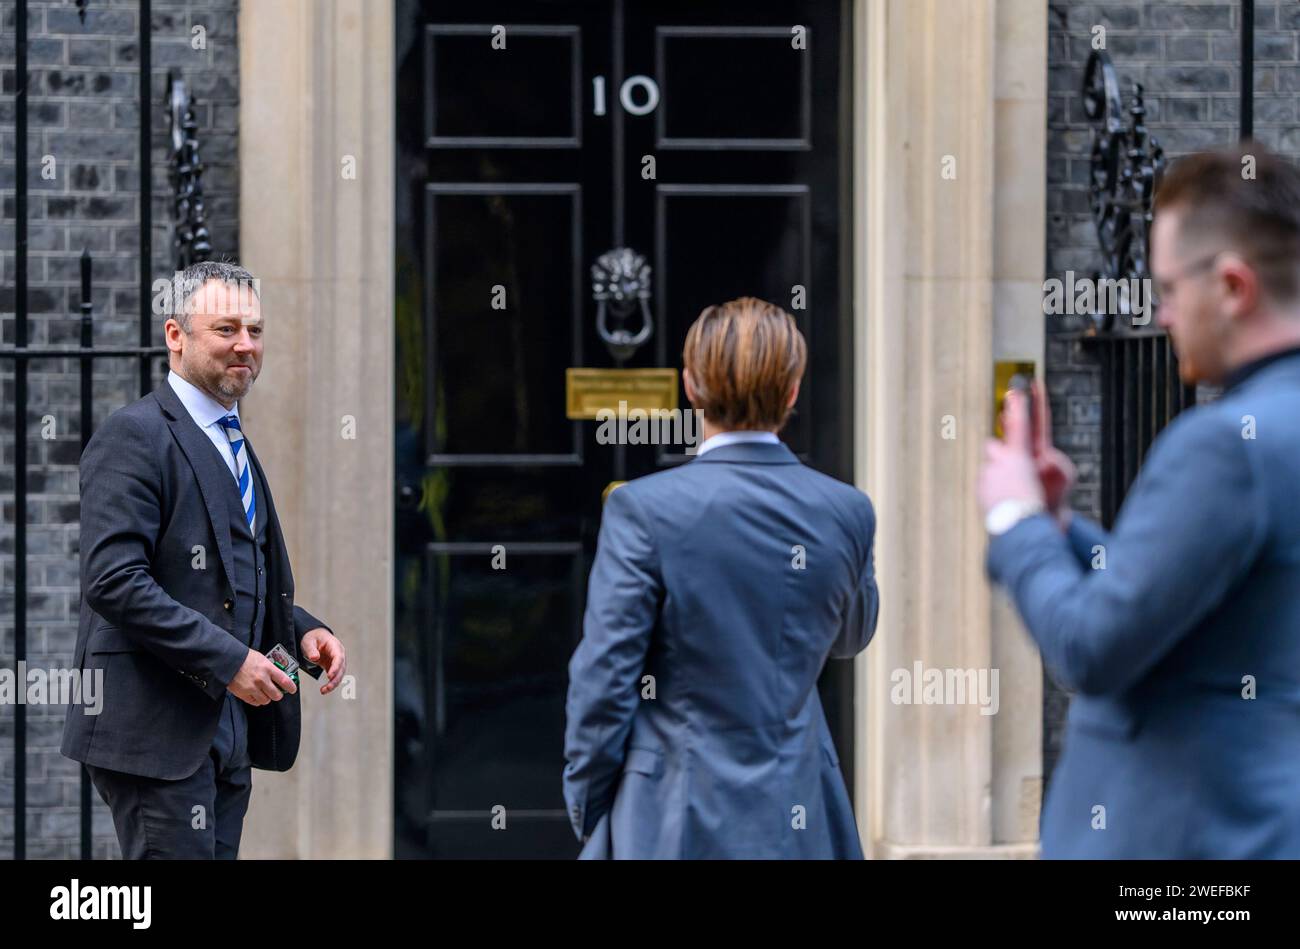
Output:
[563,441,879,858]
[988,352,1300,858]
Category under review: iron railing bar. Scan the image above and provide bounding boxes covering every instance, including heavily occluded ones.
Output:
[1154,335,1167,433]
[78,252,93,860]
[1170,335,1180,423]
[139,0,153,398]
[0,347,169,358]
[1101,342,1113,526]
[1242,0,1254,140]
[13,0,30,863]
[1124,340,1138,497]
[1145,336,1156,466]
[1137,337,1148,468]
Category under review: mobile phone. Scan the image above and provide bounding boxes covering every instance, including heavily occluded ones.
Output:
[266,643,300,688]
[1007,373,1039,446]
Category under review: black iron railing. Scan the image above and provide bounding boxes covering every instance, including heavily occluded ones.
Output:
[1091,333,1198,528]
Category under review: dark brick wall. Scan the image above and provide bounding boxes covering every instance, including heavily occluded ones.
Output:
[1,0,239,859]
[1045,0,1300,784]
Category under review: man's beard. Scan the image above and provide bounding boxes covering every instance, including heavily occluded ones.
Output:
[187,353,257,401]
[215,372,255,400]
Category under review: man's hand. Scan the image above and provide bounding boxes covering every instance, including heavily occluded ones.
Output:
[978,386,1045,516]
[301,627,346,695]
[228,648,297,706]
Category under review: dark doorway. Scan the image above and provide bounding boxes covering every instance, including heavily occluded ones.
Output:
[394,0,855,858]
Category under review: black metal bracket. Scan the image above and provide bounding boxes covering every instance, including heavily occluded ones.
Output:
[167,70,212,269]
[1082,50,1165,335]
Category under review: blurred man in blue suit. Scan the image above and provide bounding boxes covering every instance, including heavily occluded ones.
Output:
[980,145,1300,857]
[564,297,878,858]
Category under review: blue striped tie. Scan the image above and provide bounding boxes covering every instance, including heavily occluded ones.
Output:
[217,414,257,533]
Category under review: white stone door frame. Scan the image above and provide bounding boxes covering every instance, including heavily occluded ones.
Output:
[238,0,395,859]
[853,0,1046,858]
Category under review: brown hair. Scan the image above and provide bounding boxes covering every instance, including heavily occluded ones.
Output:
[1154,144,1300,303]
[681,296,807,430]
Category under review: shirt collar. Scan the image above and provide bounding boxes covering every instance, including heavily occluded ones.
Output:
[1224,345,1300,392]
[696,430,780,457]
[167,369,239,429]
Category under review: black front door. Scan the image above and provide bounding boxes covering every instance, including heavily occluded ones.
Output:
[394,0,854,858]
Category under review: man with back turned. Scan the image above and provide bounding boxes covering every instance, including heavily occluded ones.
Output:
[564,296,879,859]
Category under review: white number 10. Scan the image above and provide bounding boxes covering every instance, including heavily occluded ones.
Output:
[593,75,660,117]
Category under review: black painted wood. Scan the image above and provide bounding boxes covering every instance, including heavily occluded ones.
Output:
[394,0,853,858]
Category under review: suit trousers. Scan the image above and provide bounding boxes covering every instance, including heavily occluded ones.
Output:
[87,692,253,859]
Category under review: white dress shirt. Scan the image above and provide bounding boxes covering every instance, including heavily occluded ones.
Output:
[167,369,242,479]
[695,430,781,457]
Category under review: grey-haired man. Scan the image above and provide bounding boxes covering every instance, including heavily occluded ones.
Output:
[62,261,346,859]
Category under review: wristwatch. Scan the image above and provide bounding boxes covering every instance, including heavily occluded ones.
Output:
[985,498,1046,536]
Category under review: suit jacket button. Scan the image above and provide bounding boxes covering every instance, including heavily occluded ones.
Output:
[223,598,233,611]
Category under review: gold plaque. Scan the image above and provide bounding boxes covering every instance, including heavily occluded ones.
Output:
[565,368,679,420]
[993,360,1036,439]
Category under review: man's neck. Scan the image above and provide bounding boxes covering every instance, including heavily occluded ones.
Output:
[1221,319,1300,379]
[699,420,778,442]
[170,363,235,411]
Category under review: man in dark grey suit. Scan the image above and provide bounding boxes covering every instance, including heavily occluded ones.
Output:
[979,145,1300,857]
[62,261,347,859]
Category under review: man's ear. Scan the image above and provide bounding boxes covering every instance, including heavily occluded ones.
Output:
[683,367,698,406]
[787,379,801,409]
[1218,254,1259,322]
[163,318,183,355]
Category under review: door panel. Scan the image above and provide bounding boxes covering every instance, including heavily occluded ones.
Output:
[395,0,852,859]
[425,186,583,460]
[655,27,811,148]
[425,25,582,146]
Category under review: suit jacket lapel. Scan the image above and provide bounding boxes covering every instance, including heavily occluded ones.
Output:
[153,383,237,590]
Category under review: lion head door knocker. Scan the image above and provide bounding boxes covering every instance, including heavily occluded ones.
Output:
[591,248,654,363]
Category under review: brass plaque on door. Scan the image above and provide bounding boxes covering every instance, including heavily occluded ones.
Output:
[993,360,1036,439]
[565,368,679,420]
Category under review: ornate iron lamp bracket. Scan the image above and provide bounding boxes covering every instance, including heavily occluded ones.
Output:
[167,70,212,270]
[1082,50,1165,334]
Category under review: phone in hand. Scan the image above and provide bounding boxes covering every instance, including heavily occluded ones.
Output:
[266,643,300,690]
[1007,373,1039,448]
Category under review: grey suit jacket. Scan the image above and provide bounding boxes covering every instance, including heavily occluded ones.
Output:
[988,351,1300,857]
[61,381,331,780]
[564,441,878,858]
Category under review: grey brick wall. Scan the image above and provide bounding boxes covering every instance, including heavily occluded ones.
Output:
[1045,0,1300,783]
[1,0,239,859]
